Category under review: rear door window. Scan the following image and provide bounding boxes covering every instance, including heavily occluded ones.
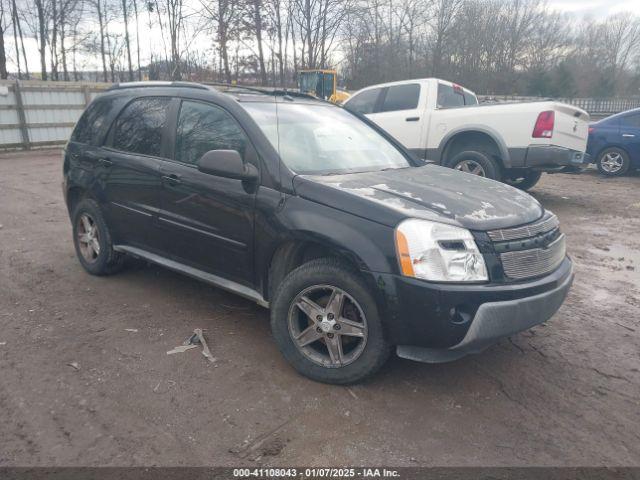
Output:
[345,88,382,114]
[620,113,640,128]
[112,97,172,157]
[380,84,420,112]
[71,98,118,145]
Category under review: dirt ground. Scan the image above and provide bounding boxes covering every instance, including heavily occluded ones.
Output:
[0,149,639,467]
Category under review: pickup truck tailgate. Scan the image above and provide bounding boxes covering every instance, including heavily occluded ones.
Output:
[552,103,590,152]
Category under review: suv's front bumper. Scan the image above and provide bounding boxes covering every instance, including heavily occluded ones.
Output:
[371,258,574,363]
[525,145,591,170]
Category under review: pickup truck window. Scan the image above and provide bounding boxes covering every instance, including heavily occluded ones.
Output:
[243,102,411,175]
[380,84,420,112]
[437,84,465,108]
[345,88,381,114]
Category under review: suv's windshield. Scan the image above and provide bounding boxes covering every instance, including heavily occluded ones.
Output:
[242,102,412,175]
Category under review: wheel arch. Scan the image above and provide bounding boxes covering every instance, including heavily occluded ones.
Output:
[595,143,631,162]
[438,126,511,168]
[263,232,385,303]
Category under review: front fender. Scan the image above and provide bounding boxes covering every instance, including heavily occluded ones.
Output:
[253,193,399,299]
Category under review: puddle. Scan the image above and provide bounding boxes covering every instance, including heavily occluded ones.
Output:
[587,243,640,284]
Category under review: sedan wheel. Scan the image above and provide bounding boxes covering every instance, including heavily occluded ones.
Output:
[600,152,623,173]
[287,284,368,368]
[454,159,486,177]
[597,148,630,177]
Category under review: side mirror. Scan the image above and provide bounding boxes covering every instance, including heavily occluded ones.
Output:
[197,150,259,182]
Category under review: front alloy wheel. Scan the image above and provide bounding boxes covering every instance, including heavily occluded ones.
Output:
[270,258,390,384]
[288,285,368,368]
[454,159,486,177]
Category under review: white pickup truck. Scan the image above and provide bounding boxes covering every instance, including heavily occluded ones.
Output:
[344,78,591,190]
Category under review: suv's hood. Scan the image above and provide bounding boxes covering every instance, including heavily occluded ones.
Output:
[294,164,543,231]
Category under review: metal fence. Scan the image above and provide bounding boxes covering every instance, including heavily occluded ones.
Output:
[479,95,640,119]
[2,80,640,151]
[0,80,109,151]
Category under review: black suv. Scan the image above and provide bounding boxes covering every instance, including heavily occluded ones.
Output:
[63,81,574,384]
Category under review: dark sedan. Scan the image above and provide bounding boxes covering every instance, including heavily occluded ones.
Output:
[587,107,640,176]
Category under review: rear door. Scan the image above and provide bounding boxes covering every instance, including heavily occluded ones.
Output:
[156,99,258,286]
[101,96,173,251]
[366,83,424,150]
[619,112,640,164]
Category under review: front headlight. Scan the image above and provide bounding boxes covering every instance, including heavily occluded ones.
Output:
[395,218,488,282]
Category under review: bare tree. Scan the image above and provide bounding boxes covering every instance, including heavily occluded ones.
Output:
[0,0,7,79]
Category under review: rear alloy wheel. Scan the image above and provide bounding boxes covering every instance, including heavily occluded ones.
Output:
[72,198,125,275]
[76,213,101,263]
[504,170,542,191]
[271,258,390,384]
[446,150,502,181]
[597,148,630,177]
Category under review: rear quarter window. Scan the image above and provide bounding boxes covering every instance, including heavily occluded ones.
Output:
[71,98,118,145]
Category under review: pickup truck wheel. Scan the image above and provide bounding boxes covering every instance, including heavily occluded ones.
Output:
[446,150,502,181]
[504,171,542,191]
[72,198,125,276]
[270,258,391,384]
[597,148,630,176]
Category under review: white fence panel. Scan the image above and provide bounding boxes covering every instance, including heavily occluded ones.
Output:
[0,80,110,151]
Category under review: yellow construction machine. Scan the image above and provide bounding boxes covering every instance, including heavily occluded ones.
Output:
[297,69,350,104]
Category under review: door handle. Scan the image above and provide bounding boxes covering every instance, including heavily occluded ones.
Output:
[622,133,635,138]
[405,117,420,122]
[98,157,112,167]
[162,174,181,186]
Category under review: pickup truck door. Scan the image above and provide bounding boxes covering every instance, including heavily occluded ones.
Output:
[366,83,424,154]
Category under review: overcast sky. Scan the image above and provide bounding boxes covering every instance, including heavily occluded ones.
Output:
[548,0,640,16]
[4,0,640,74]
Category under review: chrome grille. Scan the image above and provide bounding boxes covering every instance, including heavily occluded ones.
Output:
[487,214,559,242]
[500,234,566,280]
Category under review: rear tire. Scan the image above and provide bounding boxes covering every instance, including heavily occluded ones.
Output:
[504,170,542,191]
[72,198,125,275]
[270,258,391,384]
[597,147,630,176]
[445,150,502,181]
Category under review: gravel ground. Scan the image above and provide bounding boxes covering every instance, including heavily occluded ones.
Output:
[0,149,639,467]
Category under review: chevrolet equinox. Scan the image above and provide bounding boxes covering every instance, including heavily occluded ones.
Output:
[63,81,574,384]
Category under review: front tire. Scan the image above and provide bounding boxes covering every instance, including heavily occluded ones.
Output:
[270,258,391,384]
[72,198,125,275]
[504,170,542,191]
[597,147,630,176]
[445,150,502,181]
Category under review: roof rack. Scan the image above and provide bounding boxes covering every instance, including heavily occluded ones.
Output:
[107,81,211,91]
[203,82,319,100]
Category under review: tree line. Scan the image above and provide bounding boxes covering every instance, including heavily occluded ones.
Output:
[0,0,639,97]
